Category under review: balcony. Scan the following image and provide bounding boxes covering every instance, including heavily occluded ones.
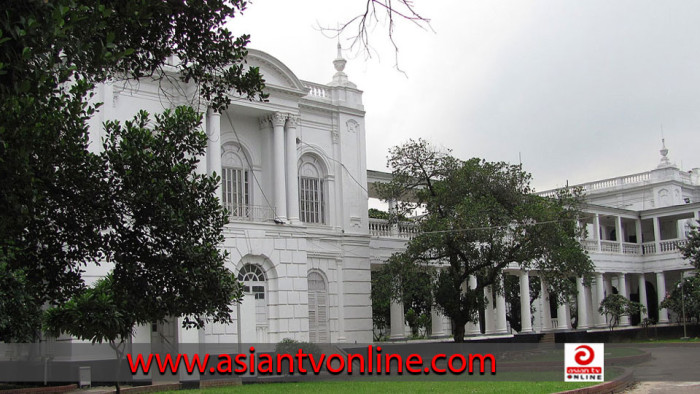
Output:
[369,218,690,256]
[226,204,276,223]
[369,218,418,239]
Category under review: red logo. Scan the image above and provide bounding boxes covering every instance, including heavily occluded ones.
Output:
[574,345,594,365]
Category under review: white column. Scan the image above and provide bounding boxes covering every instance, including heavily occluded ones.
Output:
[616,216,624,249]
[604,275,613,299]
[389,299,405,340]
[271,112,287,221]
[196,113,208,175]
[594,213,602,252]
[285,115,300,223]
[484,286,496,334]
[585,283,596,328]
[638,274,648,321]
[635,219,643,245]
[519,271,533,333]
[465,276,481,335]
[206,108,222,199]
[653,217,661,253]
[557,301,571,330]
[336,259,346,342]
[618,273,630,326]
[431,307,445,337]
[595,273,607,327]
[388,199,399,237]
[577,277,589,330]
[656,272,669,323]
[495,277,508,334]
[540,277,553,332]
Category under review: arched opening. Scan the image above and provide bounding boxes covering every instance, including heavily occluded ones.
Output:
[238,263,268,342]
[222,143,251,220]
[307,271,329,342]
[298,154,327,224]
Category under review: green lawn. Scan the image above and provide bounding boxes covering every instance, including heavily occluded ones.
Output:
[631,337,700,343]
[168,381,597,393]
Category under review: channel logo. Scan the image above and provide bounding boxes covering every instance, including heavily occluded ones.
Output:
[564,343,604,382]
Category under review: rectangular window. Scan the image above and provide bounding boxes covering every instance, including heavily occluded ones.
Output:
[299,177,325,224]
[222,167,249,218]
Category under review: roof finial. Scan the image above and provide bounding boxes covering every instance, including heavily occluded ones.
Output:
[657,138,673,168]
[329,43,355,88]
[333,43,346,73]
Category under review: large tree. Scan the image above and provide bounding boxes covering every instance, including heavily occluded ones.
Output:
[660,274,700,325]
[45,108,243,392]
[376,139,594,342]
[0,0,265,342]
[680,225,700,270]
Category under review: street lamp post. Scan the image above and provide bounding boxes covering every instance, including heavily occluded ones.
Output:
[679,275,688,340]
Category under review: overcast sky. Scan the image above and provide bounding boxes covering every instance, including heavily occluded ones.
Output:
[228,0,700,192]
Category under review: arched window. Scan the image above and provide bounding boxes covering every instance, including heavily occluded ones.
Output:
[308,271,329,342]
[238,264,267,329]
[222,144,250,219]
[298,155,326,224]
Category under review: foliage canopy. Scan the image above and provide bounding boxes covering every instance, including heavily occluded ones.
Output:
[376,139,594,342]
[0,0,264,342]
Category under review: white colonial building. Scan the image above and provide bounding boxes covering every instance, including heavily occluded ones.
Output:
[84,46,375,348]
[368,141,700,338]
[83,45,698,348]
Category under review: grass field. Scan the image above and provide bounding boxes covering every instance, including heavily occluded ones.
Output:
[167,380,598,393]
[159,368,625,393]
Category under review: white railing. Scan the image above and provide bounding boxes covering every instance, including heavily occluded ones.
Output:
[582,240,598,252]
[369,218,392,237]
[398,222,419,239]
[227,204,276,223]
[642,242,656,254]
[537,171,651,197]
[659,239,689,253]
[302,81,330,99]
[369,218,419,238]
[369,218,690,256]
[551,319,559,329]
[600,240,620,253]
[622,242,641,255]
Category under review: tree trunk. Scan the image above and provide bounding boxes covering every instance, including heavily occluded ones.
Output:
[110,339,126,394]
[453,322,465,343]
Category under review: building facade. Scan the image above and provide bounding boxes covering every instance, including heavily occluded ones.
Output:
[368,141,700,337]
[84,47,374,347]
[78,47,700,347]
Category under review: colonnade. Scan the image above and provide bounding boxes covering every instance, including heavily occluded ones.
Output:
[387,269,678,339]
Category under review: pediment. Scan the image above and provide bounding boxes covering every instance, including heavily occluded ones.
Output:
[246,49,308,94]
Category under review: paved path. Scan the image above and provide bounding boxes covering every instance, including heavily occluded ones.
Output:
[622,344,700,393]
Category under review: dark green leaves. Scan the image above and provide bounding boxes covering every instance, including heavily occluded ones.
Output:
[378,139,594,342]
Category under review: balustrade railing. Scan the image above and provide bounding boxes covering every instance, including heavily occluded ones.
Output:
[398,222,419,239]
[369,218,690,256]
[227,204,276,223]
[600,240,620,253]
[582,240,598,252]
[642,242,656,254]
[302,81,330,99]
[369,218,392,237]
[537,171,652,197]
[622,242,641,255]
[659,239,689,253]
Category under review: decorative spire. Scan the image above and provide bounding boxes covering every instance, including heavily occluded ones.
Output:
[329,43,356,88]
[333,43,346,73]
[657,138,676,169]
